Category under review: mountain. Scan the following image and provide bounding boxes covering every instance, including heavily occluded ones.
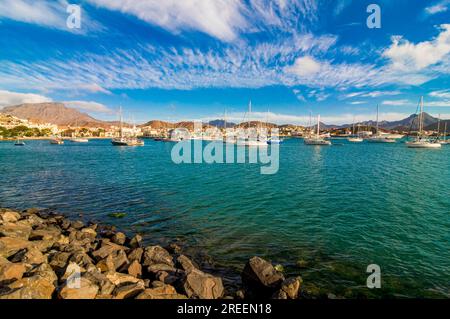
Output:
[425,119,450,132]
[139,120,174,129]
[235,121,278,128]
[338,113,439,131]
[0,103,109,127]
[208,119,236,128]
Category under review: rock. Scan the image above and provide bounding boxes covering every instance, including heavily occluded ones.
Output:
[183,268,224,299]
[105,272,141,286]
[0,237,32,258]
[29,227,61,242]
[147,263,177,273]
[129,234,142,248]
[113,282,145,299]
[48,251,72,276]
[0,275,55,299]
[143,245,174,267]
[92,242,127,261]
[9,247,46,265]
[127,248,143,262]
[60,262,83,282]
[83,271,115,295]
[22,214,45,227]
[272,290,288,299]
[96,255,115,273]
[242,257,285,290]
[71,220,84,230]
[126,260,142,278]
[167,243,182,254]
[60,219,71,230]
[0,222,32,239]
[235,289,245,299]
[111,249,129,270]
[69,250,94,269]
[0,210,21,223]
[111,232,126,245]
[0,262,26,282]
[59,277,99,299]
[27,262,58,285]
[79,227,97,240]
[136,285,187,299]
[177,255,197,273]
[281,277,302,299]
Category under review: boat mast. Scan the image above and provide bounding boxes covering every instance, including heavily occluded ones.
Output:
[376,104,379,136]
[419,96,424,137]
[317,115,320,137]
[119,106,123,138]
[437,114,441,139]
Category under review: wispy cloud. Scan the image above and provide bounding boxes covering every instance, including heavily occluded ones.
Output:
[63,100,113,113]
[430,90,450,99]
[382,99,410,106]
[425,1,450,15]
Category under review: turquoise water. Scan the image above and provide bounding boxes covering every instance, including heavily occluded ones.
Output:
[0,138,449,297]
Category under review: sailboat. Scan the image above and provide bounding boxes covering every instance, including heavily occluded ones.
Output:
[406,96,441,149]
[50,136,64,144]
[438,122,449,145]
[14,139,25,146]
[111,107,144,146]
[237,101,268,147]
[304,115,331,145]
[367,105,396,143]
[348,117,363,142]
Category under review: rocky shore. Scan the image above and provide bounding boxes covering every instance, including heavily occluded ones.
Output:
[0,208,301,299]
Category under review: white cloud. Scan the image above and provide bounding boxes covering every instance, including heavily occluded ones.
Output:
[382,99,410,106]
[286,56,321,76]
[349,101,365,105]
[426,100,450,107]
[63,101,112,113]
[425,1,449,15]
[344,90,401,99]
[430,90,450,99]
[383,24,450,71]
[0,90,52,108]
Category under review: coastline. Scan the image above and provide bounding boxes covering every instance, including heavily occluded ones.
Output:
[0,207,302,299]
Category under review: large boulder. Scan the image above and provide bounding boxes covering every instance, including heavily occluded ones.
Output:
[0,210,21,223]
[58,277,99,299]
[0,275,55,299]
[113,282,145,299]
[143,245,174,267]
[105,271,141,286]
[9,247,46,265]
[0,237,32,258]
[91,242,127,261]
[241,257,285,296]
[127,248,143,262]
[111,232,126,245]
[0,262,26,282]
[183,268,224,299]
[0,222,32,239]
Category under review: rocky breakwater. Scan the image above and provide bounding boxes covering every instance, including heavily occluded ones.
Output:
[0,208,302,299]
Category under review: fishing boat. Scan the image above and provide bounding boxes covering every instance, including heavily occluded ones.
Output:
[111,107,144,146]
[50,138,64,145]
[406,97,441,149]
[304,115,331,145]
[367,105,396,143]
[14,139,25,146]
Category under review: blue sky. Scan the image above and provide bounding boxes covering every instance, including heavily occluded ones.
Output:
[0,0,449,125]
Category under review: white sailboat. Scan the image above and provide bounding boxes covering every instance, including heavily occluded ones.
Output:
[367,105,396,143]
[237,101,268,147]
[111,107,144,146]
[406,96,441,149]
[304,115,331,145]
[348,118,363,142]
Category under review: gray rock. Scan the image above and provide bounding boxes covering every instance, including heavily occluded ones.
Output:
[142,245,174,267]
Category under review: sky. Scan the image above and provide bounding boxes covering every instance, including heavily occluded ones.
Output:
[0,0,449,125]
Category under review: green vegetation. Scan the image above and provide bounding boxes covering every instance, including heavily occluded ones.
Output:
[0,126,53,138]
[108,212,127,218]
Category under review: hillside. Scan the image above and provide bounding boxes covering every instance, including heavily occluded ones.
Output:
[0,103,109,127]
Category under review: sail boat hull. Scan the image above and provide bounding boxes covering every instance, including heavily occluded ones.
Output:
[406,141,441,148]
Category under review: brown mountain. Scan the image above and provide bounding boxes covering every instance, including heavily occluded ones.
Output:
[0,102,112,127]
